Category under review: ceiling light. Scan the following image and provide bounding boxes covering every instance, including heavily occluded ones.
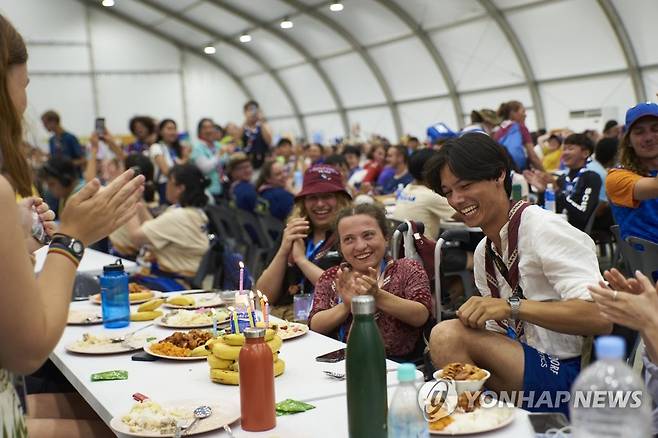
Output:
[101,0,115,7]
[329,2,344,12]
[239,33,252,43]
[280,17,293,29]
[203,45,216,55]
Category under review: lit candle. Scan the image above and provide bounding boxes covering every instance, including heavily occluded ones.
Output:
[263,296,269,325]
[238,261,245,295]
[249,291,256,312]
[257,290,265,322]
[247,309,255,327]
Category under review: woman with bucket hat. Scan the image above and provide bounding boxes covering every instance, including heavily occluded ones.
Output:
[256,165,352,320]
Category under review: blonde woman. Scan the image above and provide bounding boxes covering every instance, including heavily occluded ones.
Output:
[256,165,351,319]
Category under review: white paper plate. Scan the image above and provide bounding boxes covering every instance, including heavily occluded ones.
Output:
[67,310,103,325]
[90,291,162,306]
[65,334,149,355]
[429,406,515,435]
[163,292,224,309]
[155,312,230,329]
[110,400,240,437]
[143,342,208,361]
[274,322,309,340]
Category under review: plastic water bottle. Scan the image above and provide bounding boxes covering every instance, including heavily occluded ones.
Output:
[100,260,130,329]
[388,363,429,438]
[570,336,653,438]
[293,170,303,192]
[544,183,556,213]
[395,183,404,200]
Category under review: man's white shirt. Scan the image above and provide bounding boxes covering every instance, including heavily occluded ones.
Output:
[474,205,603,359]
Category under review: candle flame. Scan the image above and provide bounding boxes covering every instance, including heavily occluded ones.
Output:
[238,261,244,269]
[256,290,263,298]
[263,295,269,303]
[249,290,255,298]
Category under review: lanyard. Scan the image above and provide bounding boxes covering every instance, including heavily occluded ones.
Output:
[306,238,325,260]
[484,200,530,340]
[563,160,590,195]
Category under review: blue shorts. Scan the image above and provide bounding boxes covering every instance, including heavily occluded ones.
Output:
[521,343,581,416]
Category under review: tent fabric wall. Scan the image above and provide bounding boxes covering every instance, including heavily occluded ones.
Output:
[2,0,656,147]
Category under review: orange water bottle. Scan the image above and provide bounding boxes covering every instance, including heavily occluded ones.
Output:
[239,327,276,431]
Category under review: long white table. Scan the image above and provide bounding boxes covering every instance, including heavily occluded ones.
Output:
[34,247,138,276]
[51,297,535,437]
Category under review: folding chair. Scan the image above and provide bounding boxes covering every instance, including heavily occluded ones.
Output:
[610,225,637,276]
[626,236,658,281]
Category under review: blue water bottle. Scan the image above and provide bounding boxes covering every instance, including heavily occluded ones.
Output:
[100,260,130,329]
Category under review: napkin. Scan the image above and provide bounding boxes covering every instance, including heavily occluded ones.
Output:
[275,399,316,416]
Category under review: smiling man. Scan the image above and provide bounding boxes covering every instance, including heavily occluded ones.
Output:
[523,133,601,231]
[606,102,658,244]
[424,133,612,415]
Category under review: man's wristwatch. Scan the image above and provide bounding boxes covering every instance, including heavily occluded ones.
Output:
[508,295,521,320]
[50,233,85,263]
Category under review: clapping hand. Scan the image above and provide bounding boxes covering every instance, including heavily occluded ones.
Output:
[334,266,358,309]
[351,267,380,298]
[588,271,658,332]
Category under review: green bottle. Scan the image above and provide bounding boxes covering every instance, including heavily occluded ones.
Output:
[346,295,387,438]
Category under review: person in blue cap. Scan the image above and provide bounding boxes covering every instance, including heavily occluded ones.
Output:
[427,122,457,148]
[606,102,658,244]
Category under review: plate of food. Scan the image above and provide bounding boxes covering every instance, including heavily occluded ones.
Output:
[67,310,103,325]
[163,292,224,309]
[90,285,162,306]
[66,332,150,355]
[425,363,515,435]
[144,329,213,360]
[156,309,230,329]
[271,321,309,340]
[110,398,239,437]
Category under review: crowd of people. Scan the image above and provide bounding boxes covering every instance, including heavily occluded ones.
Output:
[1,11,657,437]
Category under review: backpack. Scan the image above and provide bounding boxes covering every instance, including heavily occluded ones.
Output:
[497,122,527,170]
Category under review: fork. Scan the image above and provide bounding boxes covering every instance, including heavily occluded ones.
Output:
[110,323,154,343]
[324,367,399,380]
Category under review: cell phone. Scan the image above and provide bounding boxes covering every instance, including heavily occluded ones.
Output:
[528,412,569,434]
[95,117,106,138]
[315,348,346,363]
[131,351,158,362]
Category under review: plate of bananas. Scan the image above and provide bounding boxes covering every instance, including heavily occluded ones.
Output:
[162,293,224,309]
[143,330,214,361]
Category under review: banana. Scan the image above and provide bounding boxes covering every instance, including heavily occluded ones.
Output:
[167,295,195,307]
[207,355,234,370]
[230,361,239,372]
[210,360,286,385]
[137,298,165,312]
[265,329,276,342]
[190,345,210,357]
[130,310,163,321]
[267,335,283,354]
[129,291,154,302]
[204,338,222,351]
[210,369,240,385]
[274,359,286,377]
[272,353,278,362]
[211,341,242,360]
[222,333,245,346]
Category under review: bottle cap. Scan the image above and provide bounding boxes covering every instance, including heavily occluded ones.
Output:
[103,259,125,273]
[243,327,266,339]
[351,295,375,315]
[397,363,417,383]
[595,336,625,360]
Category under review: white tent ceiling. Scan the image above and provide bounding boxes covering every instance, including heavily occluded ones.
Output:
[3,0,657,144]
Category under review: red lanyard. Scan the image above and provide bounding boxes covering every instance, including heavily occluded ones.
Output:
[484,201,530,339]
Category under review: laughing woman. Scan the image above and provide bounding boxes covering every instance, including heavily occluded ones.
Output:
[256,165,351,320]
[309,203,433,360]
